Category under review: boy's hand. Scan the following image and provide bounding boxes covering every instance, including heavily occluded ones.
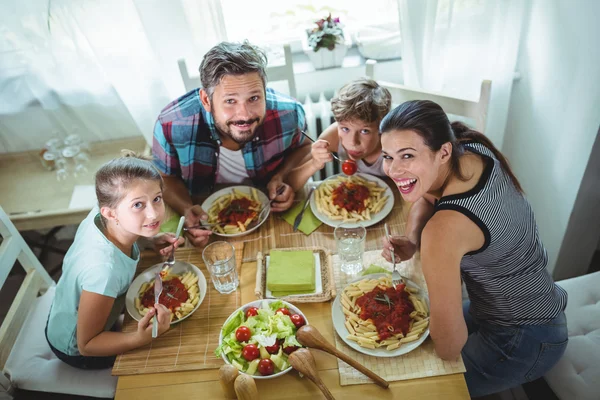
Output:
[311,139,334,169]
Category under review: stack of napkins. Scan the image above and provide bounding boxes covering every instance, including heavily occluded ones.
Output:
[267,250,315,297]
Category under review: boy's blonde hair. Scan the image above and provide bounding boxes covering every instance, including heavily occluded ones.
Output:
[331,78,392,124]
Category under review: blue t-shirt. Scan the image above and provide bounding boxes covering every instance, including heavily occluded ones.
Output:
[46,208,139,355]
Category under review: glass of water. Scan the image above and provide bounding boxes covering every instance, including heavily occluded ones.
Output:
[202,241,239,294]
[334,223,366,275]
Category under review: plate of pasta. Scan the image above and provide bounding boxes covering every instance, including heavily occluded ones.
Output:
[332,273,430,357]
[200,186,270,237]
[310,173,393,228]
[125,261,207,324]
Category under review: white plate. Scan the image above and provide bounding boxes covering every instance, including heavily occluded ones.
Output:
[309,173,394,228]
[125,261,207,324]
[218,299,308,379]
[331,273,430,357]
[265,251,322,298]
[200,185,270,238]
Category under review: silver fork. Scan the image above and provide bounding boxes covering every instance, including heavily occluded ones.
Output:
[256,185,286,220]
[151,272,163,338]
[164,216,185,265]
[384,222,404,289]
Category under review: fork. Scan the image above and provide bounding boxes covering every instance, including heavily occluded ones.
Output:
[256,185,286,220]
[164,216,186,265]
[384,222,404,289]
[151,271,163,338]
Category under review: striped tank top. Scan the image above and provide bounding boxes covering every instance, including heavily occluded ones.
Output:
[435,142,567,326]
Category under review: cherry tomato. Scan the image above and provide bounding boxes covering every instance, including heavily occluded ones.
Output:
[265,341,280,354]
[283,345,300,355]
[235,326,251,342]
[275,307,290,316]
[245,307,259,318]
[258,358,275,376]
[242,344,260,361]
[290,314,306,329]
[341,159,357,175]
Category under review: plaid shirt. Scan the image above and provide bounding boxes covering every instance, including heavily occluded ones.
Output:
[153,88,306,195]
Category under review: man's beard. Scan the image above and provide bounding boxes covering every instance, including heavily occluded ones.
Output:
[213,115,262,146]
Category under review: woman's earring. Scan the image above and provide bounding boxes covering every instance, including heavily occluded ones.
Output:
[116,219,119,226]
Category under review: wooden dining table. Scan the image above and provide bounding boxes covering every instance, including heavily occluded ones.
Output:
[114,183,470,400]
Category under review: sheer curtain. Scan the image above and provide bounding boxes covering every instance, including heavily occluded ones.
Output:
[397,0,526,148]
[0,0,226,153]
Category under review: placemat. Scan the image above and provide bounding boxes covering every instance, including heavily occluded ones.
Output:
[112,243,244,376]
[331,250,466,386]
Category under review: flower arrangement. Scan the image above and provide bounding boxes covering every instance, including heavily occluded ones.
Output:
[307,14,344,52]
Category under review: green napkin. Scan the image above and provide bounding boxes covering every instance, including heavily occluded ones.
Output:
[281,201,322,235]
[267,250,315,292]
[361,264,391,276]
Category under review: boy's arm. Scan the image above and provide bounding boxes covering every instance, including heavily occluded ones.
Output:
[286,123,340,192]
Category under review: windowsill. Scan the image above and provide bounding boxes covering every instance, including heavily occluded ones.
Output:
[290,46,401,75]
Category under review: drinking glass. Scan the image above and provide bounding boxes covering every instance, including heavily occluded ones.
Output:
[202,241,239,294]
[334,223,366,275]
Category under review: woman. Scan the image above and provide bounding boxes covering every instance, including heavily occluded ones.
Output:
[380,100,567,397]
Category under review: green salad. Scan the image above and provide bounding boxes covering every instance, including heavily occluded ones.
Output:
[215,300,307,377]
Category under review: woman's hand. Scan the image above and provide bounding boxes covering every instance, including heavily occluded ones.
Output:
[137,303,172,338]
[311,139,333,170]
[152,232,186,256]
[382,235,418,263]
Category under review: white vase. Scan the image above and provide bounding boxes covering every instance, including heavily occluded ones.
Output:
[304,42,348,70]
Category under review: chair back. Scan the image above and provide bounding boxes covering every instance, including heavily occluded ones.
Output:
[178,44,297,99]
[0,206,54,392]
[365,59,491,132]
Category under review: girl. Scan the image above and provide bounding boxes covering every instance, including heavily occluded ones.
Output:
[45,152,184,369]
[380,101,568,397]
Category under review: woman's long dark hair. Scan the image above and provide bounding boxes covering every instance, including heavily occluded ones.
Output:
[380,100,522,192]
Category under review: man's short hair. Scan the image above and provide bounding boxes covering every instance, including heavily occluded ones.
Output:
[200,41,268,98]
[331,78,392,124]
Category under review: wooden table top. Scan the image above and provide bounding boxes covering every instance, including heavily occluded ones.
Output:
[0,136,146,231]
[114,197,470,399]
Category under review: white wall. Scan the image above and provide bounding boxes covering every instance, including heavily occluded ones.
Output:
[503,0,600,276]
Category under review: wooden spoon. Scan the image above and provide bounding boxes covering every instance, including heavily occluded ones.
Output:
[234,374,259,400]
[288,348,335,400]
[297,325,390,389]
[218,364,239,399]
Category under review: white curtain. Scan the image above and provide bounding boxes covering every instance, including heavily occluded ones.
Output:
[0,0,226,153]
[397,0,526,149]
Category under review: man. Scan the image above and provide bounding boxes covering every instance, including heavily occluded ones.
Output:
[153,41,310,247]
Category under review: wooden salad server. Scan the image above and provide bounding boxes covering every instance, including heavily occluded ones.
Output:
[219,364,239,399]
[297,325,389,389]
[288,348,335,400]
[234,373,259,400]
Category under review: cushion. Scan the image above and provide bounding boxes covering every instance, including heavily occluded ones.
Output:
[544,271,600,400]
[4,286,117,398]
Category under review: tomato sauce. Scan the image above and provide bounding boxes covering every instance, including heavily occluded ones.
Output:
[218,198,258,226]
[332,182,370,213]
[355,284,414,340]
[141,277,189,311]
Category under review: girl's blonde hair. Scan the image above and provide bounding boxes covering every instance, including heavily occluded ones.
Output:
[95,150,164,223]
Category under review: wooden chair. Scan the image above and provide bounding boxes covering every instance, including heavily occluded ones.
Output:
[365,59,491,132]
[178,44,298,99]
[0,206,117,398]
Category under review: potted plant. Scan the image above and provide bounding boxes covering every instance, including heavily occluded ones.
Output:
[304,14,349,70]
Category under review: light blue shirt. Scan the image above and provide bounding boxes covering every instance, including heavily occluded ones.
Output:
[46,208,139,356]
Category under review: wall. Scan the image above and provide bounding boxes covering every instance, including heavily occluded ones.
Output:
[503,0,600,276]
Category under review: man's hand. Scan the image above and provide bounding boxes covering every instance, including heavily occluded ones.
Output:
[311,139,333,170]
[382,235,418,263]
[266,177,294,212]
[183,205,212,247]
[152,233,186,256]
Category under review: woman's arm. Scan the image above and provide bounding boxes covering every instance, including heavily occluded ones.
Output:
[76,290,170,356]
[286,123,340,192]
[420,210,485,360]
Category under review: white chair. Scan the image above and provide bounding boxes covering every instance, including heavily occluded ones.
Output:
[178,43,298,99]
[544,271,600,400]
[0,207,117,399]
[365,59,491,132]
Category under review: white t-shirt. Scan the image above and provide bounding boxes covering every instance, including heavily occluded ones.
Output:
[216,147,252,185]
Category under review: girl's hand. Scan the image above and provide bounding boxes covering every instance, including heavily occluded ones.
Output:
[152,232,186,256]
[382,235,417,263]
[137,303,172,338]
[311,139,333,169]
